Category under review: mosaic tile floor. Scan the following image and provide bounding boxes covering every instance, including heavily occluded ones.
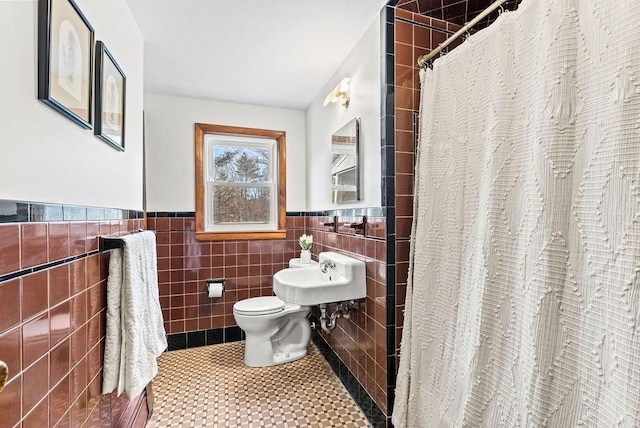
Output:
[147,342,371,427]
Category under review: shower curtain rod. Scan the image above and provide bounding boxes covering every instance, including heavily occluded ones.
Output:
[417,0,510,68]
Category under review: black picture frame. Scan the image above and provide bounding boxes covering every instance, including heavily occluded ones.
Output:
[37,0,94,129]
[94,41,126,151]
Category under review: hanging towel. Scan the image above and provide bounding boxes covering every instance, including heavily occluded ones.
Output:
[102,231,167,398]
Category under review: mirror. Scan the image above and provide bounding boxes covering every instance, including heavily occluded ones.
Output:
[331,118,360,204]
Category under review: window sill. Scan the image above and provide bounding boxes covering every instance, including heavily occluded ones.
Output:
[195,230,286,241]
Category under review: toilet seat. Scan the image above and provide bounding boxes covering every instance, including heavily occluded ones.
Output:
[233,296,285,316]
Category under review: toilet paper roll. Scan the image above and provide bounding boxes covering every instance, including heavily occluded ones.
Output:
[207,282,224,298]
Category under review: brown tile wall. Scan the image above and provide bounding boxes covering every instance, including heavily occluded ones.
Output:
[393,9,463,358]
[395,0,520,30]
[305,215,388,414]
[0,216,145,427]
[148,215,305,334]
[149,211,388,414]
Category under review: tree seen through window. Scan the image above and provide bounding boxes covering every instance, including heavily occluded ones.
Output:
[212,146,271,223]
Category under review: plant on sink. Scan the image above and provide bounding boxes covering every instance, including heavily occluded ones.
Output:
[298,234,313,264]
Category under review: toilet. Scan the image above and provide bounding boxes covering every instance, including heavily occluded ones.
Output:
[233,258,317,367]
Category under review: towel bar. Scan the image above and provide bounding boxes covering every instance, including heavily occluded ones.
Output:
[99,229,147,251]
[345,216,367,235]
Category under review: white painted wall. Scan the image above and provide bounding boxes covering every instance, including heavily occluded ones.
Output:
[144,94,306,212]
[0,0,144,210]
[305,16,381,211]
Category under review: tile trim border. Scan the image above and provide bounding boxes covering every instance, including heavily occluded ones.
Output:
[145,208,387,219]
[0,251,95,284]
[382,3,397,426]
[313,332,386,428]
[302,207,386,218]
[146,211,195,218]
[0,199,146,283]
[0,200,144,223]
[165,326,244,351]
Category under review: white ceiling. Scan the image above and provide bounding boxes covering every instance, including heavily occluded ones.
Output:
[125,0,388,110]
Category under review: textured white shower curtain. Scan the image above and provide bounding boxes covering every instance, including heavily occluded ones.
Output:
[393,0,640,426]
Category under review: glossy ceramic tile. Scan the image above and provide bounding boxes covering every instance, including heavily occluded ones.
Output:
[0,327,21,383]
[22,270,48,321]
[0,373,22,427]
[20,222,48,269]
[22,354,49,415]
[48,222,70,261]
[305,215,388,414]
[150,215,304,335]
[22,312,49,368]
[49,263,70,308]
[0,206,144,427]
[0,278,20,334]
[0,224,20,275]
[396,0,520,29]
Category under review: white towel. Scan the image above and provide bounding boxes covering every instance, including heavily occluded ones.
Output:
[102,231,167,398]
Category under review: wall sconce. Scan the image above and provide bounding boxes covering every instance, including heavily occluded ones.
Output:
[323,78,350,108]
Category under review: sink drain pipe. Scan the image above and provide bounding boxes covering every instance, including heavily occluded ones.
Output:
[318,301,356,334]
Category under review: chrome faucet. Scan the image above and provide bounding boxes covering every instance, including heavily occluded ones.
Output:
[320,260,336,273]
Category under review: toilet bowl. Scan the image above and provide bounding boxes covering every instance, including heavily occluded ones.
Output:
[233,258,317,367]
[233,296,311,367]
[233,257,317,367]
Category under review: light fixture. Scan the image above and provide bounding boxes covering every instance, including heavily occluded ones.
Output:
[323,77,350,108]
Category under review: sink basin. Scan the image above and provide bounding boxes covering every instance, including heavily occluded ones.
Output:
[273,252,366,306]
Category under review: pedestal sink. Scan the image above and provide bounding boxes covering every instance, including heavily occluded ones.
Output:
[273,252,366,306]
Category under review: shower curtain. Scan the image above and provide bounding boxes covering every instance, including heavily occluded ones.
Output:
[393,0,640,426]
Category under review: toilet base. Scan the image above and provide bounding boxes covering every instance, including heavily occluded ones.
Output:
[241,315,311,367]
[243,333,310,367]
[272,348,308,365]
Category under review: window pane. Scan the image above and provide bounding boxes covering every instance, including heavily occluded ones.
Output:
[212,186,271,223]
[212,146,269,183]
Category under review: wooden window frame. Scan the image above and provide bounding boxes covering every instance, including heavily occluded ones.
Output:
[195,123,286,241]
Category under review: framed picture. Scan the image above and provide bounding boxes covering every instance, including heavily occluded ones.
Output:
[94,41,126,151]
[38,0,94,129]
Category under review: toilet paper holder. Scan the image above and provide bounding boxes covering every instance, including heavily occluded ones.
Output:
[206,279,225,297]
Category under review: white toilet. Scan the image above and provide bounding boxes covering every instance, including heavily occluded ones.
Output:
[232,259,317,367]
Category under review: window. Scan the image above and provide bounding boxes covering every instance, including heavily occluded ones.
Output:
[195,123,286,240]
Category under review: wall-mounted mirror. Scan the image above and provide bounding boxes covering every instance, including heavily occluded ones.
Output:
[331,118,360,204]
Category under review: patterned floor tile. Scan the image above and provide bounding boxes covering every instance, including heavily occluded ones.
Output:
[147,342,371,427]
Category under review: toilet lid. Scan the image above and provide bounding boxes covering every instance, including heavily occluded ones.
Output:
[233,296,285,316]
